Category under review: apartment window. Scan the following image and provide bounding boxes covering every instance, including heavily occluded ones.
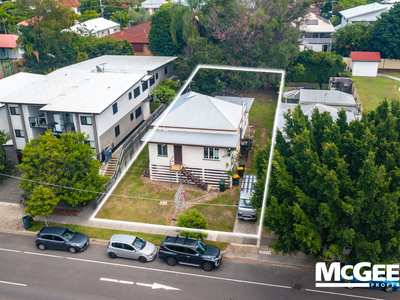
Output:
[134,87,140,98]
[130,113,134,121]
[115,125,120,137]
[204,147,219,160]
[80,116,92,125]
[150,76,155,86]
[135,107,142,118]
[113,103,118,114]
[15,129,24,138]
[157,144,168,156]
[142,81,148,92]
[164,66,168,75]
[156,73,158,80]
[10,107,20,115]
[129,92,132,100]
[84,140,96,149]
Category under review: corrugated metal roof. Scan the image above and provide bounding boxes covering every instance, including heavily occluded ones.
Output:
[214,96,255,113]
[351,51,381,62]
[142,129,240,148]
[299,90,356,106]
[340,3,391,19]
[69,17,119,33]
[152,92,245,131]
[0,72,44,102]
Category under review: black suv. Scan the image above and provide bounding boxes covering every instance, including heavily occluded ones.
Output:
[158,235,222,271]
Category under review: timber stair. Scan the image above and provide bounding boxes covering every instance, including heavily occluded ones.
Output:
[104,147,122,178]
[181,166,208,190]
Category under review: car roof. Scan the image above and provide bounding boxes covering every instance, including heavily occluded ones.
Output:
[39,227,67,235]
[163,235,198,247]
[110,234,137,243]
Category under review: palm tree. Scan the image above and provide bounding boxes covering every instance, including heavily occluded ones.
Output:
[170,0,208,45]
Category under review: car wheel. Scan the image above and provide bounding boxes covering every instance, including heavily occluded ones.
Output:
[138,256,147,263]
[385,285,394,293]
[69,247,77,254]
[166,257,177,266]
[108,252,117,259]
[38,244,46,251]
[202,262,213,272]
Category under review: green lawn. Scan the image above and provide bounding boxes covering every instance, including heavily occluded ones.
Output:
[352,76,400,111]
[28,221,229,250]
[379,69,400,79]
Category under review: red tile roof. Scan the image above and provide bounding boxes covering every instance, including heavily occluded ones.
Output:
[62,0,80,8]
[0,34,19,48]
[351,51,381,62]
[17,16,43,26]
[110,21,151,44]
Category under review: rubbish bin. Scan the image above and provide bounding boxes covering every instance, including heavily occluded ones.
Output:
[219,179,226,192]
[238,162,246,172]
[237,167,244,178]
[232,174,240,186]
[22,215,32,230]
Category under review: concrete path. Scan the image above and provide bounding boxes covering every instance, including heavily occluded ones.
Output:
[0,202,25,232]
[0,170,23,204]
[377,72,400,81]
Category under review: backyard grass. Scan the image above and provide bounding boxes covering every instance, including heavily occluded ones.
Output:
[27,221,229,250]
[352,76,400,111]
[379,69,400,79]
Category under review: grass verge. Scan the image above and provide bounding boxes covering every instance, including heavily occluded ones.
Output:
[379,69,400,79]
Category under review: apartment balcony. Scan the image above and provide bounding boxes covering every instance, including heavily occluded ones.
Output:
[29,116,47,129]
[47,122,76,134]
[302,37,332,45]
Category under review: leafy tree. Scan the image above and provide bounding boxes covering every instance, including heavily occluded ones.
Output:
[152,79,181,103]
[24,185,59,226]
[176,209,209,240]
[111,9,130,29]
[18,131,109,208]
[253,99,400,264]
[0,130,13,184]
[76,51,89,62]
[80,36,134,57]
[79,10,99,22]
[332,22,373,57]
[371,2,400,59]
[128,7,150,26]
[330,15,340,27]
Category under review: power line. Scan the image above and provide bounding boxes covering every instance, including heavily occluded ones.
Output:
[0,173,238,207]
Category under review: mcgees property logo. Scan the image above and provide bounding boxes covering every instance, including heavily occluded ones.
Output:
[315,262,400,288]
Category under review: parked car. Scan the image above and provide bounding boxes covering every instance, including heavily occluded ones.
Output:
[237,174,257,221]
[107,234,157,263]
[158,235,222,271]
[341,274,400,293]
[36,227,89,254]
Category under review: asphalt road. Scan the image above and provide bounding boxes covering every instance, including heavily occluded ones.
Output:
[0,232,397,300]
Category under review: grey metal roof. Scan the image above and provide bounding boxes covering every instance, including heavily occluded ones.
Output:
[214,96,255,113]
[142,129,240,148]
[340,3,391,19]
[69,17,119,33]
[299,90,356,107]
[152,92,247,131]
[0,72,44,102]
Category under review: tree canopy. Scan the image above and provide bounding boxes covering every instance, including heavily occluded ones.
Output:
[253,99,400,264]
[332,22,373,57]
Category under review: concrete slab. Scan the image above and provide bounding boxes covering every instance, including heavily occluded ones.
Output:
[233,214,258,235]
[0,171,23,204]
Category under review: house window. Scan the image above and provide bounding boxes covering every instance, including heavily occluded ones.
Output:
[80,116,92,125]
[113,103,118,114]
[134,87,140,98]
[129,92,132,100]
[115,125,120,137]
[84,140,96,148]
[130,113,134,121]
[156,73,158,80]
[157,144,168,156]
[15,129,24,138]
[164,66,168,75]
[150,76,155,86]
[10,107,20,115]
[204,147,219,160]
[135,107,142,118]
[142,81,148,92]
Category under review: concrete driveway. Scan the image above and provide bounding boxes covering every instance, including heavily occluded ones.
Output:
[233,214,259,235]
[0,171,23,204]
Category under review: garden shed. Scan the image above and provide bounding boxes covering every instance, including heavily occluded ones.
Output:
[350,52,381,77]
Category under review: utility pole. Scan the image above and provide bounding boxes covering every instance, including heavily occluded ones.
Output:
[99,0,104,18]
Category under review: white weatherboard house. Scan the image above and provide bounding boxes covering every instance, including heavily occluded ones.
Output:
[350,51,381,77]
[142,92,254,187]
[298,13,335,52]
[0,55,176,164]
[68,17,120,37]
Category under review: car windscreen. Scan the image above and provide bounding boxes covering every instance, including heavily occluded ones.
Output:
[239,198,252,207]
[196,240,207,255]
[133,237,146,250]
[61,229,76,242]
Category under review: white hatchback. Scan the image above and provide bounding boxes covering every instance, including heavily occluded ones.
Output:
[107,234,157,263]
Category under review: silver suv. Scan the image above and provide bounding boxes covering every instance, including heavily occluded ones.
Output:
[237,175,257,220]
[107,234,157,263]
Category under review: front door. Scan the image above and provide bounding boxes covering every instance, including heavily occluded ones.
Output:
[174,145,182,165]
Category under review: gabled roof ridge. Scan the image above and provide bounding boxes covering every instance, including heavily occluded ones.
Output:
[206,95,238,130]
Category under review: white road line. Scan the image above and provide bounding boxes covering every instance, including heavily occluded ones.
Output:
[305,289,385,300]
[0,248,21,253]
[100,278,118,283]
[0,280,27,287]
[119,280,134,285]
[136,282,154,287]
[24,251,63,259]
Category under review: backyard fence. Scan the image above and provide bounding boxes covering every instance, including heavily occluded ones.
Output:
[96,103,166,205]
[351,84,363,112]
[343,57,400,70]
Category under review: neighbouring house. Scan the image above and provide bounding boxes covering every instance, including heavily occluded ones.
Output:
[67,17,120,37]
[140,0,167,14]
[350,51,381,77]
[308,4,322,16]
[0,55,176,164]
[110,21,152,56]
[142,92,254,187]
[334,3,392,30]
[298,13,334,52]
[283,89,358,108]
[62,0,81,14]
[0,34,24,60]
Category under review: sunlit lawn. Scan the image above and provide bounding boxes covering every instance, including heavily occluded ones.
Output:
[379,69,400,79]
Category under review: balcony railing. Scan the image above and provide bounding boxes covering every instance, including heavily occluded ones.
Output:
[302,37,332,44]
[29,117,47,129]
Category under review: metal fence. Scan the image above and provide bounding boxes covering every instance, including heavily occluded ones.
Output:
[96,103,166,205]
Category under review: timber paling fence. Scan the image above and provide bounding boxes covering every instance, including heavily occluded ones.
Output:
[96,104,166,205]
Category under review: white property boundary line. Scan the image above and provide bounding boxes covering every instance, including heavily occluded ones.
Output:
[91,65,286,244]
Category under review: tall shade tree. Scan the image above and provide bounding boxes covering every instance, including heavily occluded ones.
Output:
[18,131,109,208]
[332,22,373,57]
[24,185,59,226]
[111,10,130,29]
